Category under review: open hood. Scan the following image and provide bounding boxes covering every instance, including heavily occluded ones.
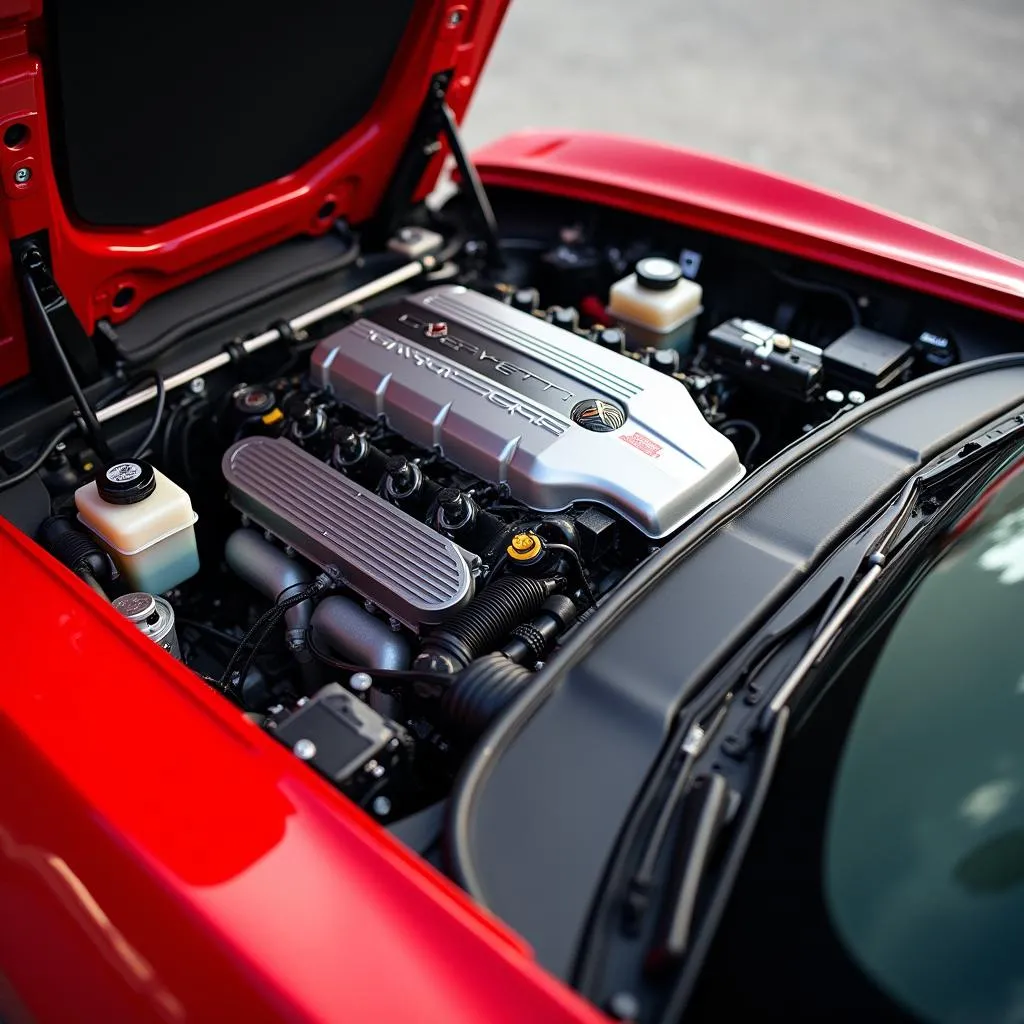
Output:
[0,0,509,385]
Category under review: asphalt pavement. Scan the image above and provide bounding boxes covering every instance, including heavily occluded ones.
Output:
[463,0,1024,258]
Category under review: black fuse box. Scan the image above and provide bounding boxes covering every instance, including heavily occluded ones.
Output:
[822,326,913,396]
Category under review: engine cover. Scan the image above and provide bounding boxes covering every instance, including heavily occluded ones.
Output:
[311,285,743,537]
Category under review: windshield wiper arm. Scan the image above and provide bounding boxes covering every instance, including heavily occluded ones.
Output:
[762,408,1024,725]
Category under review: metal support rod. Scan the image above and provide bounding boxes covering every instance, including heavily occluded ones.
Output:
[439,104,503,268]
[96,259,429,425]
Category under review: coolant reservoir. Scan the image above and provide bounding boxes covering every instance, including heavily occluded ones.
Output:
[609,257,703,337]
[75,460,199,594]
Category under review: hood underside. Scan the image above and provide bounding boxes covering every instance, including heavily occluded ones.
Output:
[48,0,423,227]
[0,0,509,385]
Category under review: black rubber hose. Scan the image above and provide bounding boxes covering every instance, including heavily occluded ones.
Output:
[130,372,166,459]
[442,653,532,738]
[37,515,114,585]
[414,575,562,673]
[0,421,79,494]
[94,370,166,460]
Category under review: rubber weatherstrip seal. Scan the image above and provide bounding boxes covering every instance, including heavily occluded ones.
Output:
[446,352,1024,903]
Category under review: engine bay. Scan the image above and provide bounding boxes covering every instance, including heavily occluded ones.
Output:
[1,188,1015,830]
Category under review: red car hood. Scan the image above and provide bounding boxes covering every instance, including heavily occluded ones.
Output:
[0,0,509,384]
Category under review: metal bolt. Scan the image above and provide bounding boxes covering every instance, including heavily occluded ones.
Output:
[607,991,640,1021]
[188,376,206,394]
[447,9,462,25]
[371,764,385,779]
[388,617,403,633]
[350,671,373,692]
[293,738,317,761]
[13,167,30,184]
[372,795,392,817]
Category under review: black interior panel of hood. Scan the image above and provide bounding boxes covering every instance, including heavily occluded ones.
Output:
[453,360,1024,979]
[106,228,359,362]
[47,0,417,226]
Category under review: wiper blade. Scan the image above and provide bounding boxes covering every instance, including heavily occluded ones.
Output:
[619,580,840,938]
[623,701,731,930]
[646,772,731,969]
[653,710,790,1024]
[763,408,1024,724]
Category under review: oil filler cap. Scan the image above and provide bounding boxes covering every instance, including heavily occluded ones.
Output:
[635,256,683,291]
[507,531,544,563]
[97,460,156,505]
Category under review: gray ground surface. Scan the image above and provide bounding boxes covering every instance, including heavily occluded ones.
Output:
[463,0,1024,258]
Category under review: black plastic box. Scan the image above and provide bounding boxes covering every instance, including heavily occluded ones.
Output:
[823,327,913,395]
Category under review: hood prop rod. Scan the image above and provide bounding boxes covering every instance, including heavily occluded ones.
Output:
[375,69,502,268]
[20,246,113,460]
[437,101,503,269]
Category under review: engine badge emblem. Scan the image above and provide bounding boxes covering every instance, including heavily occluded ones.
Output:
[571,398,626,432]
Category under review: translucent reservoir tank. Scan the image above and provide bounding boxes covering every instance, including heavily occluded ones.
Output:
[75,460,199,594]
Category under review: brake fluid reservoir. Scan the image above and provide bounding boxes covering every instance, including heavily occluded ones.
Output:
[608,257,703,343]
[75,460,199,594]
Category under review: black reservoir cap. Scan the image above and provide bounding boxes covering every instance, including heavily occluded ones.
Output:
[635,257,683,291]
[593,326,626,353]
[546,305,580,331]
[97,460,156,505]
[648,348,680,374]
[512,287,539,313]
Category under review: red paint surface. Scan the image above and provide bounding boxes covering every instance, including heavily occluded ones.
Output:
[4,10,1023,1018]
[472,131,1024,322]
[0,0,509,386]
[0,512,607,1023]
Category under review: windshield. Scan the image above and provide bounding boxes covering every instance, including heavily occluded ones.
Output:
[687,451,1024,1023]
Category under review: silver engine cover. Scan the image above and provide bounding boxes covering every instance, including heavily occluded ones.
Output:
[311,285,743,538]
